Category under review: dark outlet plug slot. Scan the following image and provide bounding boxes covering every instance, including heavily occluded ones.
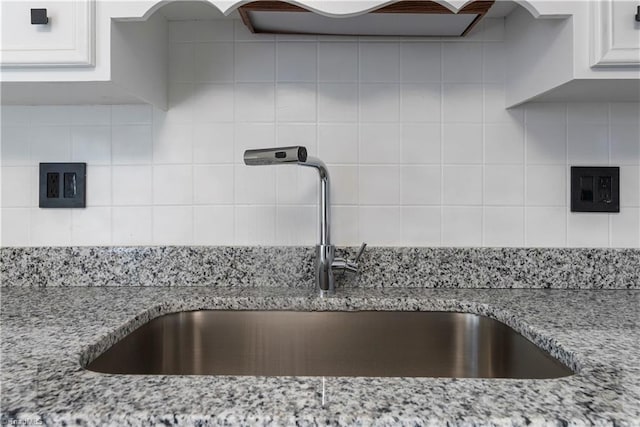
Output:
[579,176,593,201]
[46,173,60,198]
[64,172,77,198]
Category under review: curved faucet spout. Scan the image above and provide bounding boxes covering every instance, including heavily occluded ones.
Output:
[299,156,330,247]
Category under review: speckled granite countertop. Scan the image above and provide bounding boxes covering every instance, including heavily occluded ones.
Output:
[1,286,639,426]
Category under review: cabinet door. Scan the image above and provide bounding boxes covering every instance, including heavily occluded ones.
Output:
[0,0,95,67]
[591,0,640,66]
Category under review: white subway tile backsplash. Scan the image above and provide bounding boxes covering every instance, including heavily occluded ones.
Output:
[169,43,195,82]
[194,43,234,82]
[30,127,71,164]
[610,124,640,165]
[360,83,400,122]
[112,125,153,165]
[276,124,317,152]
[1,126,31,166]
[193,165,234,205]
[526,207,567,247]
[318,42,358,82]
[484,122,524,164]
[277,43,317,82]
[112,105,152,125]
[567,214,609,248]
[526,103,566,124]
[235,206,276,245]
[611,208,640,248]
[400,43,441,83]
[165,83,195,123]
[0,106,31,125]
[484,165,523,206]
[401,206,441,246]
[525,122,567,164]
[482,43,506,83]
[359,206,400,245]
[112,166,153,206]
[331,206,359,246]
[318,83,358,122]
[442,165,483,205]
[442,207,482,246]
[153,165,193,205]
[567,124,609,164]
[443,124,483,164]
[276,166,318,205]
[400,124,441,164]
[400,165,440,206]
[29,106,71,126]
[483,206,524,247]
[193,123,234,164]
[69,106,111,126]
[567,103,609,124]
[235,83,275,122]
[276,206,317,245]
[318,124,358,164]
[359,166,400,205]
[234,43,275,82]
[620,166,640,207]
[71,207,112,246]
[1,20,638,248]
[153,123,193,164]
[234,166,276,205]
[359,124,400,164]
[1,167,32,207]
[194,206,235,245]
[152,206,193,245]
[526,165,566,207]
[191,20,234,42]
[442,43,482,83]
[71,126,111,165]
[30,208,71,246]
[112,206,153,245]
[192,83,235,122]
[360,43,400,82]
[400,84,441,122]
[86,166,112,207]
[1,208,30,246]
[442,84,483,123]
[328,166,358,205]
[610,102,640,124]
[276,84,316,122]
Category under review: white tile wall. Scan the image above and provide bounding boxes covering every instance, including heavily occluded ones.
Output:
[1,18,639,247]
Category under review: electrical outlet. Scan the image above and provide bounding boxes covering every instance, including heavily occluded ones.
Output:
[571,166,619,213]
[39,163,86,208]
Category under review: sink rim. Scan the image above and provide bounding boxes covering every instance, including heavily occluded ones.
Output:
[81,305,580,379]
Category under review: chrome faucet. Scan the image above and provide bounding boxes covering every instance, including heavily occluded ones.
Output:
[243,146,366,295]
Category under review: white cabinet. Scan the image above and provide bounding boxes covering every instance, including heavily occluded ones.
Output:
[591,0,640,67]
[0,0,95,67]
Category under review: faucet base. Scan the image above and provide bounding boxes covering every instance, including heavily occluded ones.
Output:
[315,244,335,294]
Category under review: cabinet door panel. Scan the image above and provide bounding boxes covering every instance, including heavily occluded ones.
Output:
[591,0,640,67]
[0,0,95,67]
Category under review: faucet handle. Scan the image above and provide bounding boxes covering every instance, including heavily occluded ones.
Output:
[354,242,367,264]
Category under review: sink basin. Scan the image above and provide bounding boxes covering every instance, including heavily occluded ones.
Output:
[86,311,573,378]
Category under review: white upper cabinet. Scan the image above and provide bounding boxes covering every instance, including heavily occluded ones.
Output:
[591,0,640,67]
[0,0,639,107]
[0,0,95,67]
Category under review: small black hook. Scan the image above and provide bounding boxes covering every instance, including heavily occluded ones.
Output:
[635,5,640,22]
[31,8,49,25]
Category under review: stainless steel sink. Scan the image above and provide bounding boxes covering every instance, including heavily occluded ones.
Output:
[86,311,573,378]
